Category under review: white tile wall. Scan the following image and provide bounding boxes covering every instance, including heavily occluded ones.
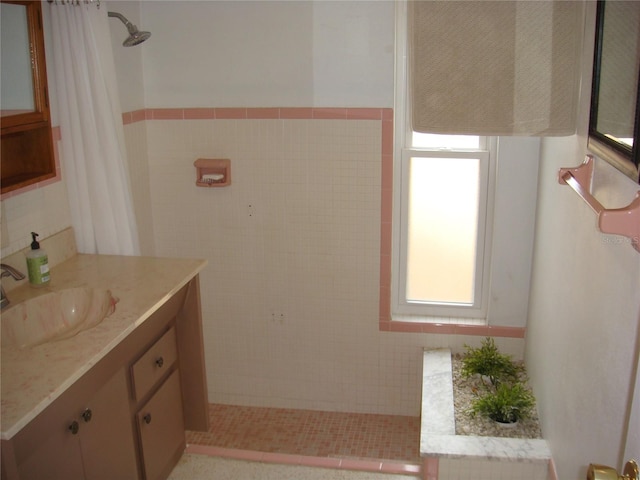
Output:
[130,117,525,416]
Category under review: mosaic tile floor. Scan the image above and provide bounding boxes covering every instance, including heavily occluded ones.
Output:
[186,404,421,463]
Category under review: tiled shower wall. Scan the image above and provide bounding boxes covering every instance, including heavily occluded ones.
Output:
[124,110,525,416]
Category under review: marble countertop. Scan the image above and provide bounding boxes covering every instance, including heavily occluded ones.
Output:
[0,254,206,440]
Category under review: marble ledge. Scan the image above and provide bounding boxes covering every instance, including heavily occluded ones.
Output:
[421,434,552,463]
[420,348,552,465]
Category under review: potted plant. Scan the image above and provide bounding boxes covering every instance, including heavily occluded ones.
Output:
[461,337,523,387]
[470,382,535,425]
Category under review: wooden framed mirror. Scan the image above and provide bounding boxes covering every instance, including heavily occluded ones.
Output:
[1,0,56,195]
[588,0,640,183]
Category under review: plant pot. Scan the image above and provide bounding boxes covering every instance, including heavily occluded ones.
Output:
[494,419,519,428]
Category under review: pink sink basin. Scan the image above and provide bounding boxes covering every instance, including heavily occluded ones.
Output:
[1,287,118,349]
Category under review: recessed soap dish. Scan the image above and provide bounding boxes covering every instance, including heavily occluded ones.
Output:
[194,158,231,187]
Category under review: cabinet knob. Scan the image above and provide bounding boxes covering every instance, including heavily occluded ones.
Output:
[143,413,152,424]
[69,420,79,435]
[81,408,92,423]
[155,356,164,368]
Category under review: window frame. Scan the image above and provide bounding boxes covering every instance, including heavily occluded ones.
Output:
[392,0,496,321]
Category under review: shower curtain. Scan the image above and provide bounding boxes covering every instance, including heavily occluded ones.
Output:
[50,3,140,255]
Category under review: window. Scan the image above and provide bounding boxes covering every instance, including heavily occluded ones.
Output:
[392,2,495,321]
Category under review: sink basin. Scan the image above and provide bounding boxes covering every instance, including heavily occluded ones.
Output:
[1,287,118,349]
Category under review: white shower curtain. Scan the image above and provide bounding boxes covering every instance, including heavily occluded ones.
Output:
[50,3,140,256]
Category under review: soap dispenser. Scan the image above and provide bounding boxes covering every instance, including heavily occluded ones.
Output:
[26,232,50,287]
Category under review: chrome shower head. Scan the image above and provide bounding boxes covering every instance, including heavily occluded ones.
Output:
[108,11,151,47]
[123,29,151,47]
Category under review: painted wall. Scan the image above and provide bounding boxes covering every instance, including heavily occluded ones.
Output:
[139,1,394,108]
[525,3,640,479]
[109,1,146,113]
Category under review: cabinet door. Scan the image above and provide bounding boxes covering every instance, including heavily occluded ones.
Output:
[15,421,85,480]
[81,369,139,480]
[137,370,185,480]
[14,369,138,480]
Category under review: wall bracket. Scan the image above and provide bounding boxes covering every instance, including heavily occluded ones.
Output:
[558,155,640,253]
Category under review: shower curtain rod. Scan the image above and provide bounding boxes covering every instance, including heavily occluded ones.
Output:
[47,0,100,7]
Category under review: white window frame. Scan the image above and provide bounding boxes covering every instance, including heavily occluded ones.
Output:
[392,0,496,321]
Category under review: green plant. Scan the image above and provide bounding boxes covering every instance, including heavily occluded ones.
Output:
[461,337,522,387]
[470,382,535,424]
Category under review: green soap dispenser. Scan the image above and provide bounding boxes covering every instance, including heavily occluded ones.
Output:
[26,232,50,287]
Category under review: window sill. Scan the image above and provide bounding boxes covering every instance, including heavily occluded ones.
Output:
[392,314,487,326]
[380,315,525,338]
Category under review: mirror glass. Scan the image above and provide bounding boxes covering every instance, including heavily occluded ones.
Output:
[0,2,35,117]
[589,0,640,182]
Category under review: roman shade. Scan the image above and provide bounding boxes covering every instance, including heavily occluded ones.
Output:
[409,1,583,136]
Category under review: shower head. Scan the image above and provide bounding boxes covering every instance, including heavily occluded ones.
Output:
[108,11,151,47]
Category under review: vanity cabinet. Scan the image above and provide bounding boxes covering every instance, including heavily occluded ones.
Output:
[8,369,137,480]
[1,276,209,480]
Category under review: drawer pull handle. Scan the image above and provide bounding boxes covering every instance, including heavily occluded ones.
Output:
[143,413,152,424]
[155,356,164,368]
[69,420,79,435]
[81,408,92,423]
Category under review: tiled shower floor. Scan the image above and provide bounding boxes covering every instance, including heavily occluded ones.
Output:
[186,404,421,464]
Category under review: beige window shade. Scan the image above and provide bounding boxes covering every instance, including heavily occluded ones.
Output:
[410,1,583,136]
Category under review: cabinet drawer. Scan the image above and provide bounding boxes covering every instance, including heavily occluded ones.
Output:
[131,326,177,401]
[137,370,185,480]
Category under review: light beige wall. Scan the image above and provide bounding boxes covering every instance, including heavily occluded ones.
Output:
[108,1,146,113]
[525,3,640,478]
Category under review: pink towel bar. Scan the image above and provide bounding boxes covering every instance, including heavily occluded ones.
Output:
[559,155,640,253]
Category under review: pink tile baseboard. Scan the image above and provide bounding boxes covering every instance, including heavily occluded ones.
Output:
[548,458,558,480]
[423,457,439,480]
[184,444,422,476]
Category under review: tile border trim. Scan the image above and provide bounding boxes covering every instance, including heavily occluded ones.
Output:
[122,107,389,124]
[185,444,422,476]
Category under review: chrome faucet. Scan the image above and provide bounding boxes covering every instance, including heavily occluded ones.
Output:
[1,264,26,309]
